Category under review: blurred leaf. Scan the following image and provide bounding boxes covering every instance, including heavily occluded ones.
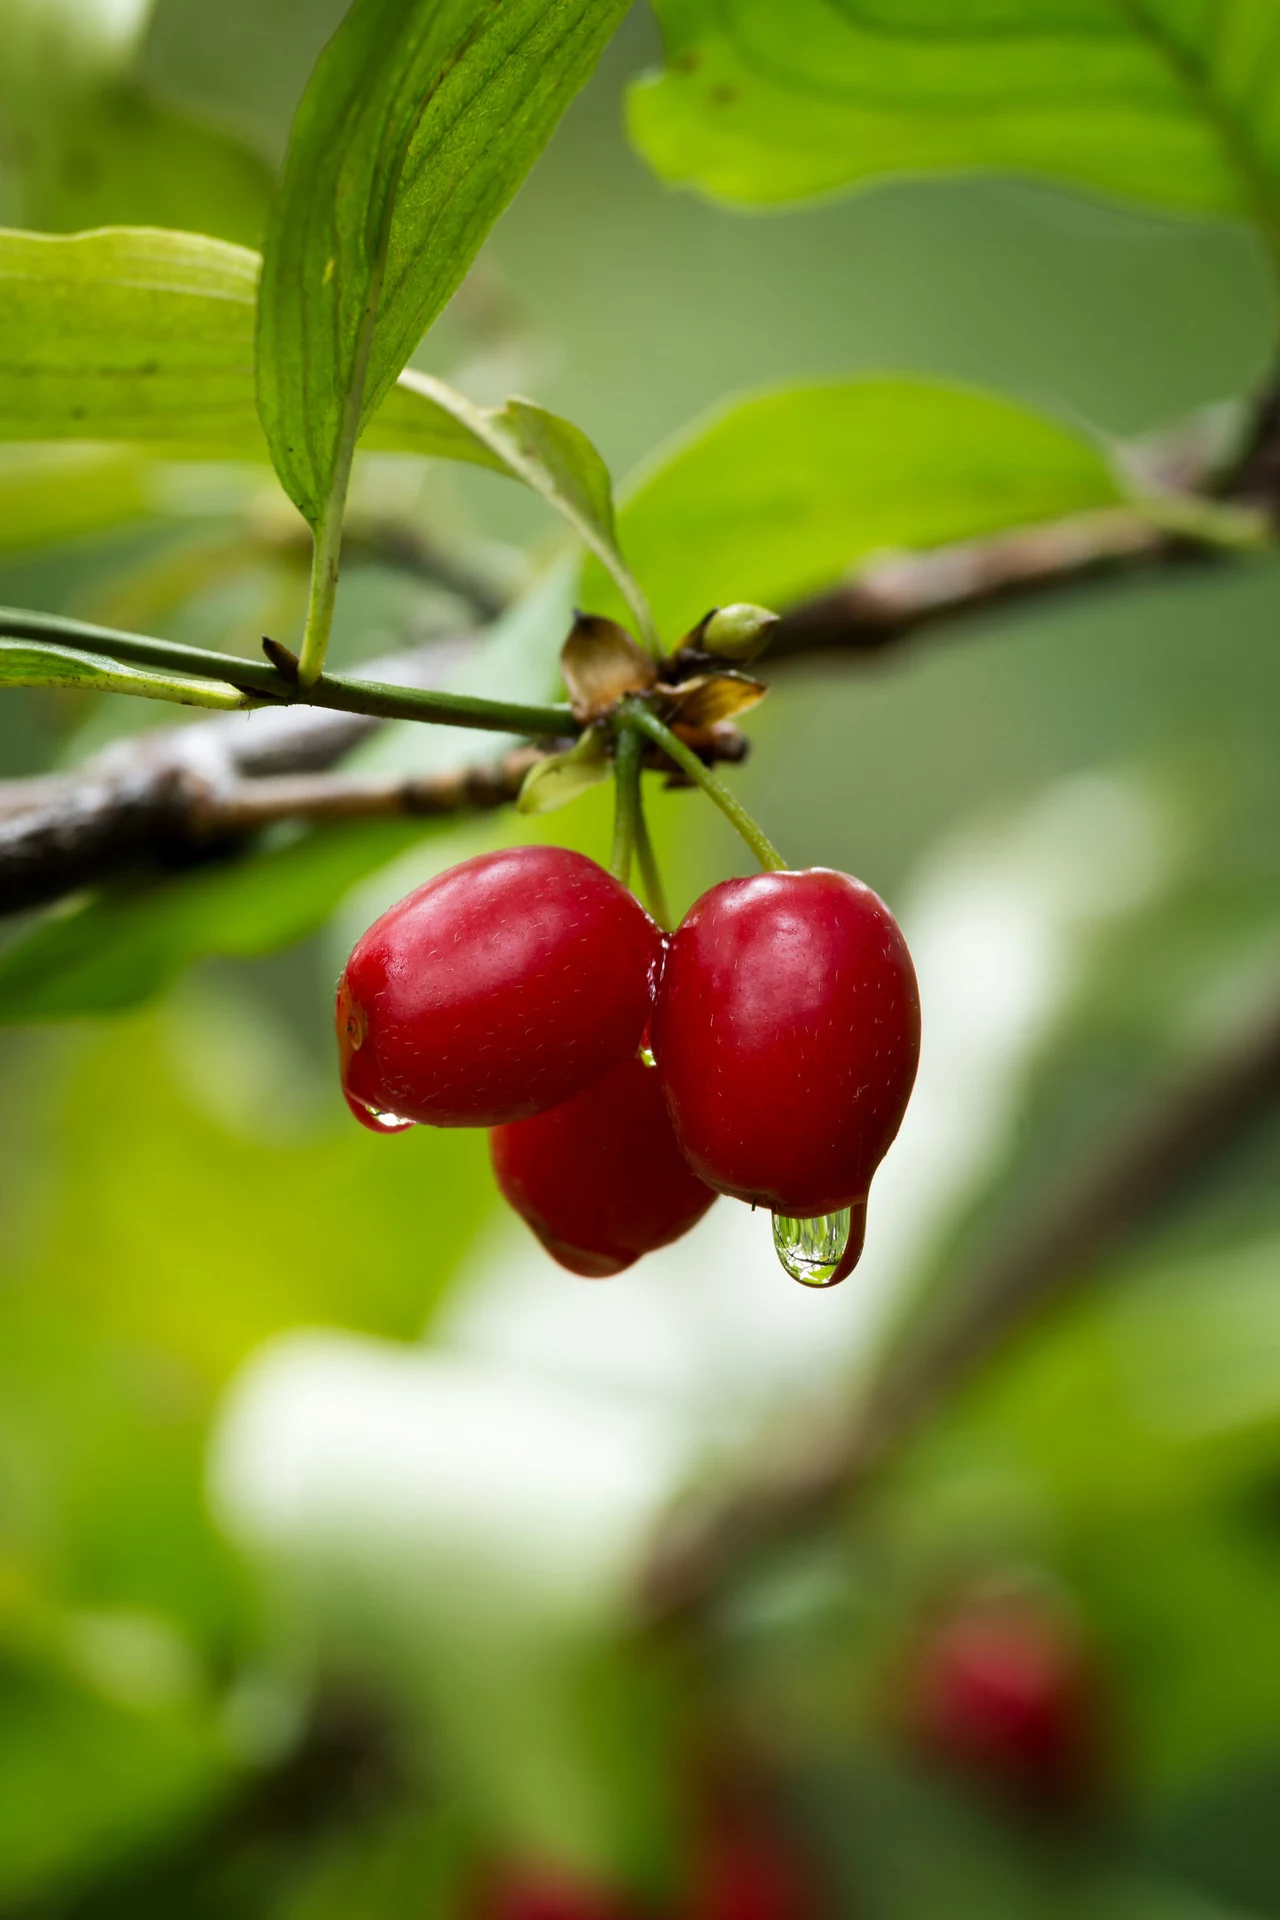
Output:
[48,1797,474,1920]
[587,379,1122,639]
[0,817,436,1024]
[20,1009,497,1383]
[0,639,248,707]
[809,1749,1266,1920]
[0,446,152,556]
[0,1288,245,1647]
[255,0,629,522]
[629,0,1280,235]
[0,1647,230,1908]
[0,230,649,622]
[0,228,265,451]
[0,0,271,245]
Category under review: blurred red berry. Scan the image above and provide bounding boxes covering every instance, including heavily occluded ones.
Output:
[909,1596,1100,1806]
[687,1817,819,1920]
[473,1863,645,1920]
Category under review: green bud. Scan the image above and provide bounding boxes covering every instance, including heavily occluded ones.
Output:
[699,603,779,663]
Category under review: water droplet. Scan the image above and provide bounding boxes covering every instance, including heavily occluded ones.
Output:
[637,1045,657,1068]
[343,1085,416,1134]
[772,1208,852,1287]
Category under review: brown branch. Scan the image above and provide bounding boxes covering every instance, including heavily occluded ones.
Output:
[0,633,474,913]
[767,507,1190,659]
[196,751,543,833]
[0,747,543,913]
[640,991,1280,1627]
[0,487,1269,917]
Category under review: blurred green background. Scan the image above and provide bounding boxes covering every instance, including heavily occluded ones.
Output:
[3,2,1280,1915]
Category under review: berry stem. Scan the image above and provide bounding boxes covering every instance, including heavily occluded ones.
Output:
[622,703,787,873]
[610,722,641,886]
[633,785,671,929]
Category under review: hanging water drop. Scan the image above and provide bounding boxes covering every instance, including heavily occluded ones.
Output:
[343,1085,416,1135]
[772,1207,852,1286]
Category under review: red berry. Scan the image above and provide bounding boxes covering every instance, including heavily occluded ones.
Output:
[337,847,662,1129]
[491,1053,716,1276]
[688,1819,818,1920]
[474,1864,645,1920]
[909,1598,1099,1806]
[652,870,920,1218]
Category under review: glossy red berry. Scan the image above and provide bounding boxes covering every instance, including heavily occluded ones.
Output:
[337,846,662,1130]
[491,1053,716,1276]
[652,870,920,1219]
[908,1597,1100,1807]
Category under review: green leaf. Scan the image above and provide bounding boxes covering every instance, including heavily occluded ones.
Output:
[630,0,1280,248]
[0,1646,228,1908]
[516,727,611,815]
[255,0,630,531]
[0,229,650,629]
[385,376,656,646]
[0,227,265,452]
[0,639,250,709]
[584,378,1123,641]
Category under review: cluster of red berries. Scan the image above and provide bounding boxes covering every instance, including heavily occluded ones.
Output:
[337,843,920,1282]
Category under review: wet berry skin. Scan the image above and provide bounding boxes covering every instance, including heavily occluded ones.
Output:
[338,846,662,1129]
[652,870,920,1218]
[491,1053,716,1276]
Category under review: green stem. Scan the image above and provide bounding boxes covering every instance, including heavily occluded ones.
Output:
[0,608,282,695]
[296,262,386,687]
[632,782,671,929]
[307,671,571,737]
[298,493,344,687]
[0,609,574,738]
[1137,494,1272,552]
[610,723,641,886]
[623,703,787,873]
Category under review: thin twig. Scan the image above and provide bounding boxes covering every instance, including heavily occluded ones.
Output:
[0,747,546,913]
[0,485,1271,915]
[0,632,472,912]
[767,507,1187,659]
[199,752,543,834]
[639,993,1280,1626]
